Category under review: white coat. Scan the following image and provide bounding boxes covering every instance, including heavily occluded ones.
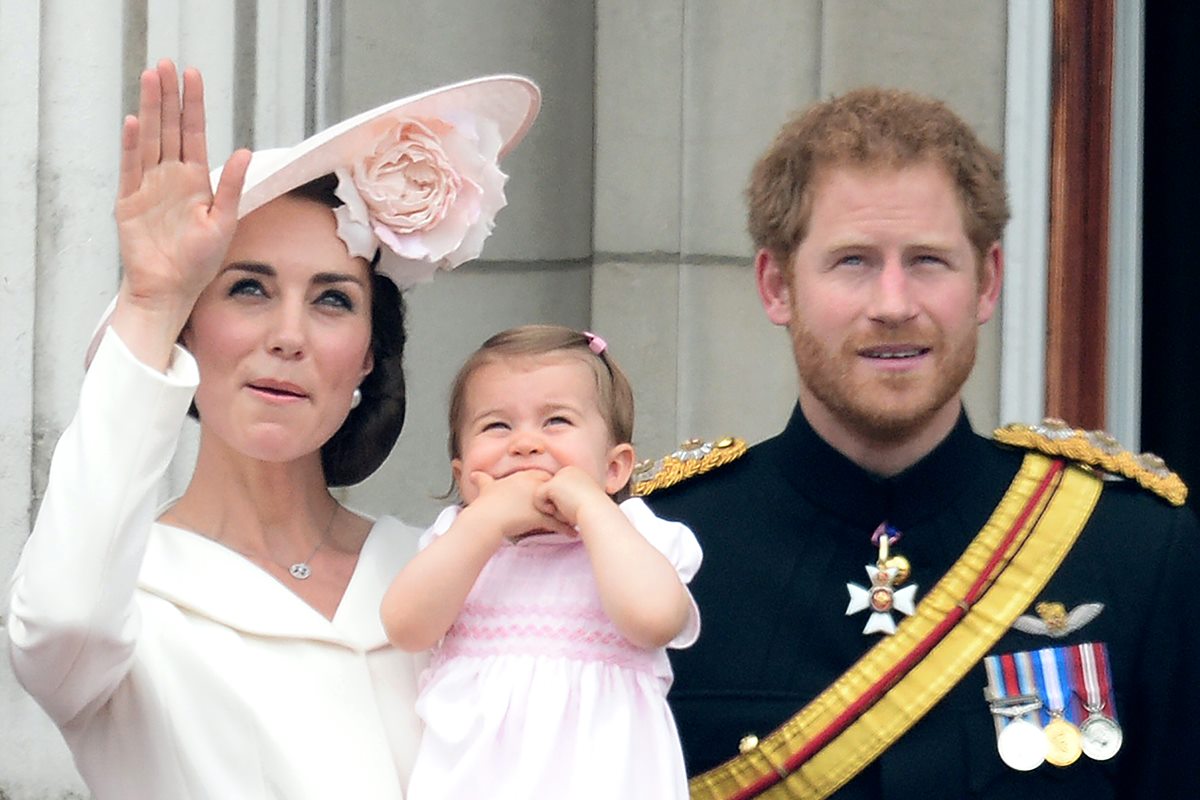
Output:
[7,330,424,799]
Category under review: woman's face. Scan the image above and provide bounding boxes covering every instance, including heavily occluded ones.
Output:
[182,194,374,467]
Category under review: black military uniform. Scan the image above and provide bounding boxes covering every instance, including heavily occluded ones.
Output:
[645,404,1200,798]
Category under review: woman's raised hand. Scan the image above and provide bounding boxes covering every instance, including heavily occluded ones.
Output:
[110,59,251,370]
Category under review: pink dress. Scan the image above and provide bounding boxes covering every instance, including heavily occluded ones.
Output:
[406,498,701,799]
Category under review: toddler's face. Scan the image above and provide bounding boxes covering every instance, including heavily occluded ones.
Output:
[453,355,624,504]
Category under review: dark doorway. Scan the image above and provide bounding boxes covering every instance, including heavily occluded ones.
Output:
[1141,2,1200,513]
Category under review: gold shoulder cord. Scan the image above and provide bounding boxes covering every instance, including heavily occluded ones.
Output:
[632,437,748,497]
[993,418,1187,506]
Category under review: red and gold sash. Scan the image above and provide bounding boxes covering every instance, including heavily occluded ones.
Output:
[690,454,1102,799]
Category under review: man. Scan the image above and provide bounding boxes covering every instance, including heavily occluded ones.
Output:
[641,88,1200,799]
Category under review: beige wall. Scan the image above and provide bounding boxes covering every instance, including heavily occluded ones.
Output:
[347,0,1010,526]
[0,1,1009,795]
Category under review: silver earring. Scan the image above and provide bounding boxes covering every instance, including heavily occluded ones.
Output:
[350,387,362,409]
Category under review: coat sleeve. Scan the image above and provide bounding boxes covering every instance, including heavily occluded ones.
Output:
[7,328,198,726]
[1117,504,1200,798]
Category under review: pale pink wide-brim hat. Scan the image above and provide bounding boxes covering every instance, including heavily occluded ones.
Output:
[87,74,540,365]
[219,74,540,219]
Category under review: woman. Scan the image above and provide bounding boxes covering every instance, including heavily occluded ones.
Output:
[7,60,538,799]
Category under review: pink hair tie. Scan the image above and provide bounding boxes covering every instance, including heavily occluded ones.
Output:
[583,331,607,355]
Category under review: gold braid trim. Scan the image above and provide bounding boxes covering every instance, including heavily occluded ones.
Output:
[631,437,748,497]
[993,418,1188,506]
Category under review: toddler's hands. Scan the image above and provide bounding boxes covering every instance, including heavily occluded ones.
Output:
[535,466,613,528]
[468,471,575,542]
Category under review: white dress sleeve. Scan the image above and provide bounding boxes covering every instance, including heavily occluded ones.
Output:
[618,497,703,649]
[7,327,198,726]
[416,505,462,551]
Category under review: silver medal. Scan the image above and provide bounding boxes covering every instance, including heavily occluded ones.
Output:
[996,717,1047,771]
[1080,714,1123,761]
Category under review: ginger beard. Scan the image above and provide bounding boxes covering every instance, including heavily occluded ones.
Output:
[788,299,979,446]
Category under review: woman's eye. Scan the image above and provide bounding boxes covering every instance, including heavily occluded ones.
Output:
[229,278,266,297]
[546,415,572,427]
[482,421,509,432]
[317,289,354,311]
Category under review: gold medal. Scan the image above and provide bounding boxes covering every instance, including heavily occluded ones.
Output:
[882,555,911,585]
[1043,715,1083,766]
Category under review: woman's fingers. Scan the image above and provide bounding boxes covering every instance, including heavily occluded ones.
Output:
[157,59,182,163]
[137,68,162,173]
[116,116,142,201]
[180,67,207,166]
[211,149,251,228]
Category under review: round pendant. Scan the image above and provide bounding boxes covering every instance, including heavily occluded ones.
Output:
[997,718,1047,771]
[289,562,312,580]
[1043,717,1083,766]
[882,555,911,585]
[1080,715,1123,761]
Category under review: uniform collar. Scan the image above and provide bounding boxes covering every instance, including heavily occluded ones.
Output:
[770,403,988,532]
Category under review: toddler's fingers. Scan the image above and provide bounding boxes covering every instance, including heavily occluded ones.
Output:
[470,471,494,494]
[532,484,558,516]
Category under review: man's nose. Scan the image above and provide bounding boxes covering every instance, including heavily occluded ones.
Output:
[868,258,919,325]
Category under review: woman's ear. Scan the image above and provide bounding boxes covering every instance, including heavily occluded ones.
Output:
[604,443,636,496]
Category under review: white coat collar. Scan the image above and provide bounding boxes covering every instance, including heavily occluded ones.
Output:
[139,516,418,650]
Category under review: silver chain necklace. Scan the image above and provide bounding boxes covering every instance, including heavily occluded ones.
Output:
[286,503,340,580]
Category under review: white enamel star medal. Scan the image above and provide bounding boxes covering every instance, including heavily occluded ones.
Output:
[845,522,918,635]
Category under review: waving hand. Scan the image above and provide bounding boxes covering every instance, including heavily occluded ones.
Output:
[110,59,251,370]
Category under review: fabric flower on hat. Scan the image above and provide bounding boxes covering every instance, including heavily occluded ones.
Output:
[333,112,508,288]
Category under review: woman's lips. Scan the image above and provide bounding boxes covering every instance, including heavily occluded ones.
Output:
[246,379,308,402]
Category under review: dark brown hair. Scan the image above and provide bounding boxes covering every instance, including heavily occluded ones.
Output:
[291,175,408,487]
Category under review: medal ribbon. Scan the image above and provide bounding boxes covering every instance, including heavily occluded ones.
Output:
[1053,645,1082,724]
[1035,647,1068,723]
[1079,642,1118,720]
[1014,650,1042,724]
[983,656,1006,737]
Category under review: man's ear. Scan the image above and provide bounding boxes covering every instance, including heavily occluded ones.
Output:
[604,443,636,496]
[976,242,1004,325]
[756,248,794,326]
